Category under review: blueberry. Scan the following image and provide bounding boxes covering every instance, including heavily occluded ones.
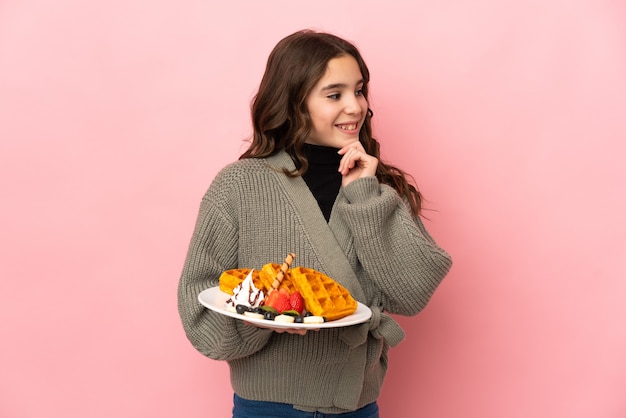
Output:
[235,305,248,315]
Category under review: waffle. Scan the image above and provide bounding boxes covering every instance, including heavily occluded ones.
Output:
[290,267,357,321]
[260,263,297,294]
[218,263,294,295]
[218,268,258,294]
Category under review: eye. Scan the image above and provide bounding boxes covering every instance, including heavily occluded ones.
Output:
[355,89,364,96]
[327,93,341,100]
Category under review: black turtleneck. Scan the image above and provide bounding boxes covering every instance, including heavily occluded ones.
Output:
[300,144,342,222]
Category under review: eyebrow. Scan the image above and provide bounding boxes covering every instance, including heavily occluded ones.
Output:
[320,79,364,91]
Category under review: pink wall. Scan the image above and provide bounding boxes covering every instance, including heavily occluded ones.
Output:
[1,1,625,417]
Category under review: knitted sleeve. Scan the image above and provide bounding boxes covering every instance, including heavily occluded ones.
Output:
[177,166,273,360]
[335,177,452,316]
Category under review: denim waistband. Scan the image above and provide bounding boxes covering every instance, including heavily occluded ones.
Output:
[232,393,379,418]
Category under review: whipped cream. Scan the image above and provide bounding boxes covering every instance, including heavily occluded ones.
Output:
[226,269,265,310]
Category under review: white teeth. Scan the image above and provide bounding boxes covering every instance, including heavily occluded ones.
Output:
[338,124,357,130]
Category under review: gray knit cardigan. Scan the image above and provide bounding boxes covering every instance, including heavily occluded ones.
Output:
[178,150,452,414]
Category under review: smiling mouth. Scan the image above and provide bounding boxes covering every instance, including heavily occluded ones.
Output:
[337,123,358,131]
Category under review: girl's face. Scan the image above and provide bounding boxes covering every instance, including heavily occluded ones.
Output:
[305,55,368,148]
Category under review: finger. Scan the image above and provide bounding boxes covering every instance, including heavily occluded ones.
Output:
[337,142,363,155]
[275,328,307,335]
[338,154,355,175]
[340,147,359,163]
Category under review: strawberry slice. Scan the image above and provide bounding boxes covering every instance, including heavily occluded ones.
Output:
[289,291,305,315]
[272,293,291,313]
[264,290,280,308]
[264,288,291,313]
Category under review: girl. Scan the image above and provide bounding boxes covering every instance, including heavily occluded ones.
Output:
[178,29,452,417]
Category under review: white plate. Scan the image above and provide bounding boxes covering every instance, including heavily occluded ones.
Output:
[198,287,372,329]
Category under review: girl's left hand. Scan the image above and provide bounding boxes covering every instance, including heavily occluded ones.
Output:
[337,141,378,186]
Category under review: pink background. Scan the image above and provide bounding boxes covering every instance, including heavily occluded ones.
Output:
[1,1,625,417]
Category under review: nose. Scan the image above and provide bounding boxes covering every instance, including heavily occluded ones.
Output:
[344,95,362,115]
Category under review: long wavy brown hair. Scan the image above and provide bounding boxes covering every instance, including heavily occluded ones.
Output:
[240,30,423,216]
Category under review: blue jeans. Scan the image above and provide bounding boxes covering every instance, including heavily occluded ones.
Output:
[232,394,380,418]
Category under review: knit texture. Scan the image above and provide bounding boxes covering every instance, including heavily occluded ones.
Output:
[178,150,452,413]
